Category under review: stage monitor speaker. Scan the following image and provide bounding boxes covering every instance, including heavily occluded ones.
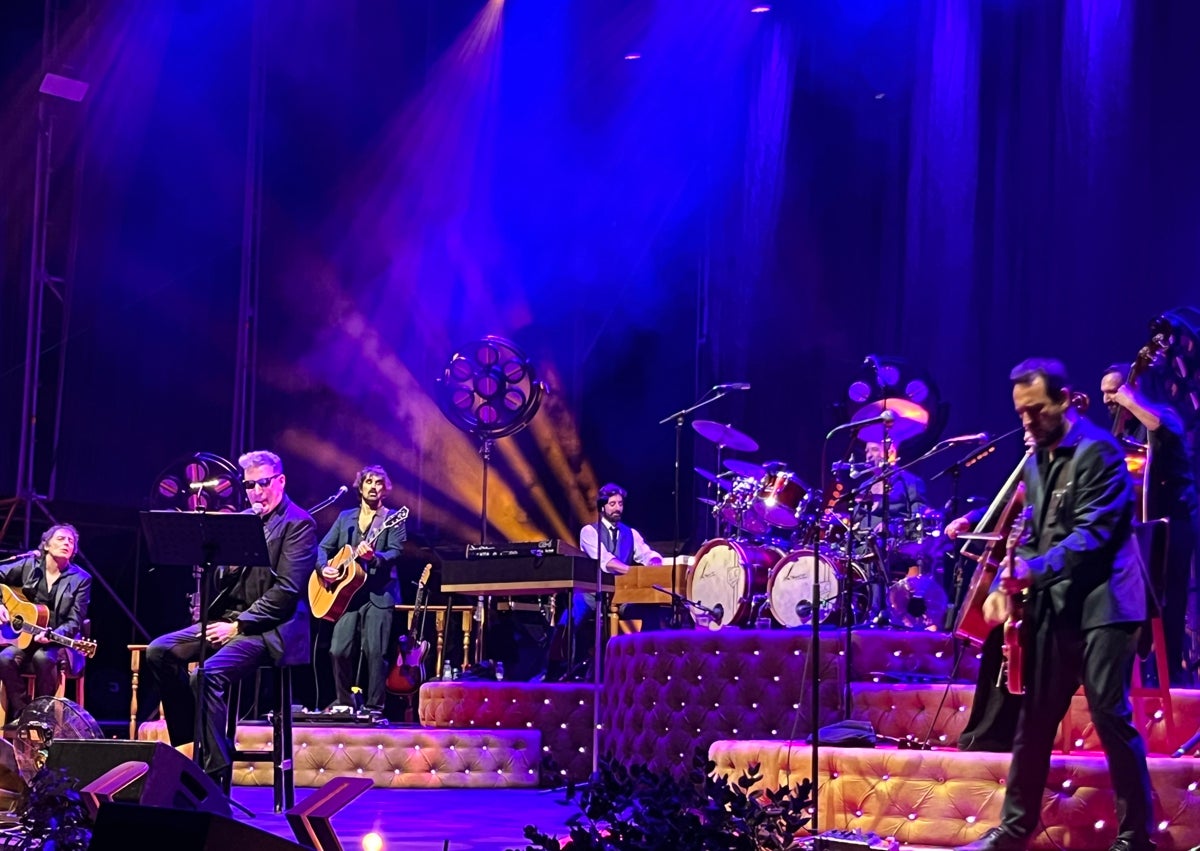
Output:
[44,740,229,817]
[90,803,305,851]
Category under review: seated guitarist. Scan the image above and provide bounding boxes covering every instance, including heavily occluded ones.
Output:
[318,465,406,712]
[0,523,92,722]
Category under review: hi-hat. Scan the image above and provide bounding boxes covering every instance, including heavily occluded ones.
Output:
[850,398,929,443]
[692,420,759,453]
[724,459,766,479]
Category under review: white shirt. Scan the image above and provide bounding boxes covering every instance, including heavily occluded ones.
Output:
[578,521,663,574]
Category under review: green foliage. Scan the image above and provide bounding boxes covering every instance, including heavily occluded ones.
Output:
[13,767,92,851]
[516,750,813,851]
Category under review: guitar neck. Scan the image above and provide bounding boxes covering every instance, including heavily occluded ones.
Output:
[23,622,85,652]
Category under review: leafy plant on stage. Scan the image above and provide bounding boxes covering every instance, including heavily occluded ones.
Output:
[516,750,812,851]
[12,767,92,851]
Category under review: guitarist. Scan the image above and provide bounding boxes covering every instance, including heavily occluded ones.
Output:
[953,359,1155,851]
[317,465,406,712]
[1101,364,1199,685]
[0,523,92,722]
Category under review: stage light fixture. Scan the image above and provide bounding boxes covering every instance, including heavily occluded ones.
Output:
[151,452,245,513]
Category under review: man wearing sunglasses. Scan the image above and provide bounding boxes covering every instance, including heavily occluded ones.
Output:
[144,450,318,786]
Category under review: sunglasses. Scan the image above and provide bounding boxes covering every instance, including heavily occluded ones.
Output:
[242,473,283,490]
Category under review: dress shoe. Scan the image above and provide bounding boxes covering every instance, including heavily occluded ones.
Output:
[955,827,1027,851]
[1108,838,1156,851]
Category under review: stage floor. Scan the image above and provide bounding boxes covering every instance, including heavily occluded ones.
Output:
[231,785,577,850]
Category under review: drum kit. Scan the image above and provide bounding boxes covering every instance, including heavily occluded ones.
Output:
[685,414,949,632]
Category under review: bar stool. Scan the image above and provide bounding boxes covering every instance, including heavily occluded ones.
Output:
[223,663,295,812]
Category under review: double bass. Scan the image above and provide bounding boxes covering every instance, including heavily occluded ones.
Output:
[1110,318,1172,522]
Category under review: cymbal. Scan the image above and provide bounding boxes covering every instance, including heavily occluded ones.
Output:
[694,467,730,491]
[724,459,766,479]
[851,398,929,443]
[692,420,759,453]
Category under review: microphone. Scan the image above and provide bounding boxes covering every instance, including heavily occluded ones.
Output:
[250,502,265,516]
[831,461,875,479]
[307,485,350,514]
[938,432,988,447]
[713,383,751,391]
[864,355,879,373]
[854,410,895,428]
[710,603,725,625]
[0,550,36,566]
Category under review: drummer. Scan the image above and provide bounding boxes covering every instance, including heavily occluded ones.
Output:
[854,439,931,573]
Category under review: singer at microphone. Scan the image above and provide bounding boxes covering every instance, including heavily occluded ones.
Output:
[314,464,407,711]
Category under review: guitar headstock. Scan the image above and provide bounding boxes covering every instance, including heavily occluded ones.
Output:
[416,563,432,590]
[77,638,98,658]
[1006,505,1033,559]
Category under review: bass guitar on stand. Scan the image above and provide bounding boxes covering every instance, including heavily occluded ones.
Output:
[387,564,433,695]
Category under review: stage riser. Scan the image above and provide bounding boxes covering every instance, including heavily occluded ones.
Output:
[709,741,1200,851]
[137,723,541,788]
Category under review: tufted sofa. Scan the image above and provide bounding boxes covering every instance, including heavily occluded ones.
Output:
[595,629,983,779]
[419,681,596,782]
[709,741,1200,851]
[137,721,541,788]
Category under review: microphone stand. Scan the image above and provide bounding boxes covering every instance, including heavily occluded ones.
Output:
[658,389,729,628]
[592,515,605,774]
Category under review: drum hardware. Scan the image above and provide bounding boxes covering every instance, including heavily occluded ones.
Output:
[651,584,723,627]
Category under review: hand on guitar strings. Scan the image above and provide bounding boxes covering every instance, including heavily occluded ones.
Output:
[354,542,376,561]
[998,556,1032,594]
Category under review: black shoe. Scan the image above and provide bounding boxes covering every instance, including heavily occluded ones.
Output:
[955,827,1027,851]
[1108,839,1156,851]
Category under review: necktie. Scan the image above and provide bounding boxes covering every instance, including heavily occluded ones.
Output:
[609,525,619,554]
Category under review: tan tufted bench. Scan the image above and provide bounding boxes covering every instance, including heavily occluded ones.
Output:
[137,721,541,788]
[709,740,1200,851]
[419,681,596,782]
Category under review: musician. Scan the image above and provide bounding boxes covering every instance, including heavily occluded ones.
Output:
[857,439,929,527]
[144,450,317,785]
[953,359,1154,851]
[317,465,406,711]
[0,524,91,721]
[554,484,662,675]
[1102,363,1199,685]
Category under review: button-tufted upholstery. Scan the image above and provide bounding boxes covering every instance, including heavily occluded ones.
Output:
[848,630,980,683]
[709,741,1200,851]
[419,681,596,782]
[597,629,848,778]
[137,721,541,788]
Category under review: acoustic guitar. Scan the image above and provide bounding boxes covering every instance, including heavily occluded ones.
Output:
[309,507,409,621]
[0,584,98,658]
[386,564,433,695]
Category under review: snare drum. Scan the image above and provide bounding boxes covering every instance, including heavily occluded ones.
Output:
[753,471,808,529]
[767,548,870,628]
[687,538,782,629]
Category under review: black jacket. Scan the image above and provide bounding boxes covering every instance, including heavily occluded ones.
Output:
[209,495,317,666]
[0,555,91,639]
[1014,415,1147,629]
[316,506,406,608]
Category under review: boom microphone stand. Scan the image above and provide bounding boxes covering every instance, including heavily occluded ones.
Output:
[658,386,741,627]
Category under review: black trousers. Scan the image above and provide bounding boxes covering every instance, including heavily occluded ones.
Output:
[999,605,1153,846]
[0,644,66,718]
[1160,515,1196,685]
[144,624,271,775]
[330,601,392,708]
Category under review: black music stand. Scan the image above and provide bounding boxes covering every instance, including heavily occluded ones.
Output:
[139,510,270,771]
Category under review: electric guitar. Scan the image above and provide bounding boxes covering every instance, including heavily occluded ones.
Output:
[386,564,433,695]
[999,504,1033,695]
[0,584,97,657]
[309,507,408,621]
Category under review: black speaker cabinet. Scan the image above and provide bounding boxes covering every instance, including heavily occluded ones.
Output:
[44,739,229,816]
[90,803,305,851]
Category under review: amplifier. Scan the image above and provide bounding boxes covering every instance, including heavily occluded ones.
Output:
[465,539,585,560]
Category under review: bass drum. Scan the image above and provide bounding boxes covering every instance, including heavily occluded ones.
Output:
[687,539,782,630]
[767,548,870,628]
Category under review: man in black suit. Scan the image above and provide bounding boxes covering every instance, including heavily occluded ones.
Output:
[954,359,1154,851]
[316,465,405,711]
[144,450,317,783]
[0,524,91,720]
